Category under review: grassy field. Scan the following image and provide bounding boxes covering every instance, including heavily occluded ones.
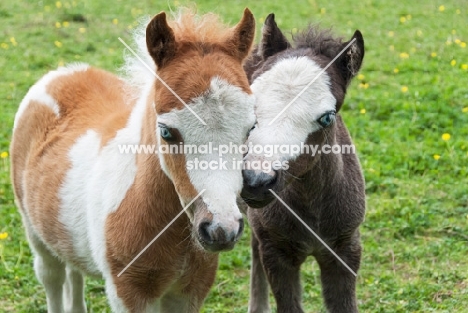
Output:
[1,0,468,312]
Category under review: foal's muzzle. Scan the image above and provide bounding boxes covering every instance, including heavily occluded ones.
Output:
[241,169,278,208]
[198,218,244,252]
[191,197,244,252]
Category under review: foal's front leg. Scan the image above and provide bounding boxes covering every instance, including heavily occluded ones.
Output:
[248,232,271,313]
[315,232,362,313]
[260,240,306,313]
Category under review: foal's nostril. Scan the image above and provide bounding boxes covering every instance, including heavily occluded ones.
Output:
[198,221,212,243]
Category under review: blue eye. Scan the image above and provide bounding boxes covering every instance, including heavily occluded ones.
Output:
[318,111,336,128]
[159,125,174,141]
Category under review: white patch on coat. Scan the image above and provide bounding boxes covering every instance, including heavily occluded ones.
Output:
[248,56,336,161]
[14,63,90,129]
[58,79,150,311]
[157,77,256,231]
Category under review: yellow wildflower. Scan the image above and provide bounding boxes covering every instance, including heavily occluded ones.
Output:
[433,154,441,160]
[455,39,461,44]
[450,60,456,66]
[406,14,412,20]
[112,18,119,25]
[55,21,61,28]
[1,43,9,49]
[320,8,326,15]
[462,64,468,70]
[388,31,394,37]
[399,52,409,59]
[54,41,62,48]
[357,74,365,80]
[393,68,399,74]
[63,21,70,27]
[416,30,423,37]
[360,109,366,114]
[359,83,369,89]
[456,9,461,14]
[438,5,445,12]
[462,107,468,113]
[79,27,86,33]
[10,37,17,46]
[441,133,451,141]
[0,232,8,240]
[401,86,408,93]
[460,42,466,48]
[400,16,406,23]
[431,52,437,57]
[56,1,62,8]
[0,151,8,158]
[44,5,51,12]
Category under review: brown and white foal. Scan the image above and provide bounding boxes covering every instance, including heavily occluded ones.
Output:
[10,9,256,313]
[242,15,366,313]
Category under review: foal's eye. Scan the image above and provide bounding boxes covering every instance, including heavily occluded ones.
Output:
[318,111,336,128]
[159,125,174,141]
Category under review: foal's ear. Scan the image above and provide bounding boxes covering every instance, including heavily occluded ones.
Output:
[227,8,256,61]
[336,30,365,85]
[146,12,177,68]
[258,13,291,60]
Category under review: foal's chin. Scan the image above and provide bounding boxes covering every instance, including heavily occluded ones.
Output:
[197,238,238,253]
[240,188,276,209]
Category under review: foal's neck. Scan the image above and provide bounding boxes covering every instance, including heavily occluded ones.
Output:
[290,129,344,201]
[129,88,181,214]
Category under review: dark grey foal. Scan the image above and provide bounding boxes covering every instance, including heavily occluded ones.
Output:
[242,14,366,313]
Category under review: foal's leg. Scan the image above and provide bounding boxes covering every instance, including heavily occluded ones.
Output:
[248,233,271,313]
[260,241,306,313]
[315,233,361,313]
[30,235,66,313]
[63,266,87,313]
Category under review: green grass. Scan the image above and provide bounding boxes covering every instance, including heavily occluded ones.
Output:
[1,0,468,312]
